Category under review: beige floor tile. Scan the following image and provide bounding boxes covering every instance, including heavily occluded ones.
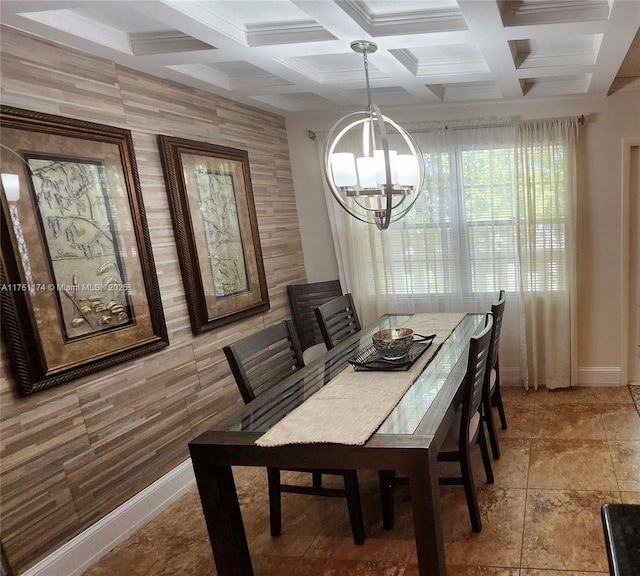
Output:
[530,404,606,440]
[501,404,539,439]
[439,451,494,487]
[451,569,520,576]
[600,404,640,440]
[528,387,584,405]
[494,438,531,487]
[363,481,416,540]
[303,535,389,561]
[241,499,272,539]
[521,489,619,572]
[501,385,539,407]
[520,571,609,576]
[535,386,634,406]
[272,556,407,576]
[249,529,316,558]
[280,495,349,538]
[620,491,640,504]
[376,539,416,563]
[442,487,526,568]
[407,567,519,576]
[528,439,618,491]
[299,558,407,576]
[252,555,303,576]
[469,438,531,489]
[284,558,330,576]
[235,464,270,486]
[82,487,215,576]
[609,440,640,491]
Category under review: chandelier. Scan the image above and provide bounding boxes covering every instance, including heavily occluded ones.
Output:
[324,41,424,230]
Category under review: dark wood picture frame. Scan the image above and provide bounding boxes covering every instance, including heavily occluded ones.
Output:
[0,106,169,395]
[157,135,269,334]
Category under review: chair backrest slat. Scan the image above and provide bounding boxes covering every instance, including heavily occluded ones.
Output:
[315,293,361,350]
[461,313,493,443]
[223,320,304,404]
[488,290,506,372]
[287,280,342,351]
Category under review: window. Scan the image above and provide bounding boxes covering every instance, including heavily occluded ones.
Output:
[385,127,569,296]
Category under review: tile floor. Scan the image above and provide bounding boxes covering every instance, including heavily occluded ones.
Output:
[83,386,640,576]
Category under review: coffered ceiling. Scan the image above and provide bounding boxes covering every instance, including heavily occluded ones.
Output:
[1,0,638,115]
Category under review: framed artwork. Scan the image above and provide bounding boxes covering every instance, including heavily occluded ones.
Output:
[157,135,269,334]
[0,106,169,395]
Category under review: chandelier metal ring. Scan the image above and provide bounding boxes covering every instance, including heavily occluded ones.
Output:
[323,41,424,230]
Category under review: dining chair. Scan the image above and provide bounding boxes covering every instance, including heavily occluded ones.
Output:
[287,280,342,363]
[379,313,495,533]
[483,290,507,459]
[314,293,361,350]
[223,320,365,544]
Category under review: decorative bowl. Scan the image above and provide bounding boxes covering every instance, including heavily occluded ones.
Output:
[372,328,414,360]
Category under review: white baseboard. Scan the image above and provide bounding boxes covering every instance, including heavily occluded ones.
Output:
[578,367,622,386]
[500,367,521,386]
[497,367,622,387]
[22,459,195,576]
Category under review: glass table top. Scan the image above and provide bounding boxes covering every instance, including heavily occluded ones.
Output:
[230,313,484,437]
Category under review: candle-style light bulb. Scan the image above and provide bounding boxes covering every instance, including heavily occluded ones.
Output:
[1,173,20,202]
[330,153,357,187]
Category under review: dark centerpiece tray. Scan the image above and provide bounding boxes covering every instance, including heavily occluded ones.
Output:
[348,334,435,371]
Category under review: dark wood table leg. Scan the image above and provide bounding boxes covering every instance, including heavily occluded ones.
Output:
[409,448,446,576]
[190,447,253,576]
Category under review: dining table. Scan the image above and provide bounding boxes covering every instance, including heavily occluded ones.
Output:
[188,312,485,576]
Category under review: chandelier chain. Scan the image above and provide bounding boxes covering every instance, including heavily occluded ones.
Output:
[362,50,372,111]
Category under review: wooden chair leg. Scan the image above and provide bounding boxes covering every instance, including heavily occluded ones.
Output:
[312,471,322,488]
[460,447,482,533]
[484,394,501,459]
[343,470,365,544]
[379,470,396,530]
[267,467,282,537]
[492,366,508,430]
[477,424,494,485]
[494,389,508,430]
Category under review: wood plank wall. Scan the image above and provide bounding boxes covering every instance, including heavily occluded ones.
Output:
[0,26,306,573]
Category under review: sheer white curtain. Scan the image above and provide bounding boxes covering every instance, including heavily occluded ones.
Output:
[317,117,580,389]
[316,130,395,324]
[515,118,580,389]
[404,120,518,314]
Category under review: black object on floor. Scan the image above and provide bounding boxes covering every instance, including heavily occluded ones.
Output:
[629,385,640,418]
[601,503,640,576]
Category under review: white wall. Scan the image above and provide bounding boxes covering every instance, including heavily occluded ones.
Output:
[285,90,640,383]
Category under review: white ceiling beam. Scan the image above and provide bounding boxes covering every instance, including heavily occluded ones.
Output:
[587,0,640,94]
[456,0,524,99]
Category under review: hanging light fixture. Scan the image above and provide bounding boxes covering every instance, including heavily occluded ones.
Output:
[324,41,424,230]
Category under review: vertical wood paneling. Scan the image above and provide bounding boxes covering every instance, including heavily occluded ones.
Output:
[0,26,307,573]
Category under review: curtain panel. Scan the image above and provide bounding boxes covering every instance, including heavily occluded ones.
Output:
[515,117,580,389]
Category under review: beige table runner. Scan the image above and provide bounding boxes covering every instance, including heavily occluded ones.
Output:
[255,312,465,447]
